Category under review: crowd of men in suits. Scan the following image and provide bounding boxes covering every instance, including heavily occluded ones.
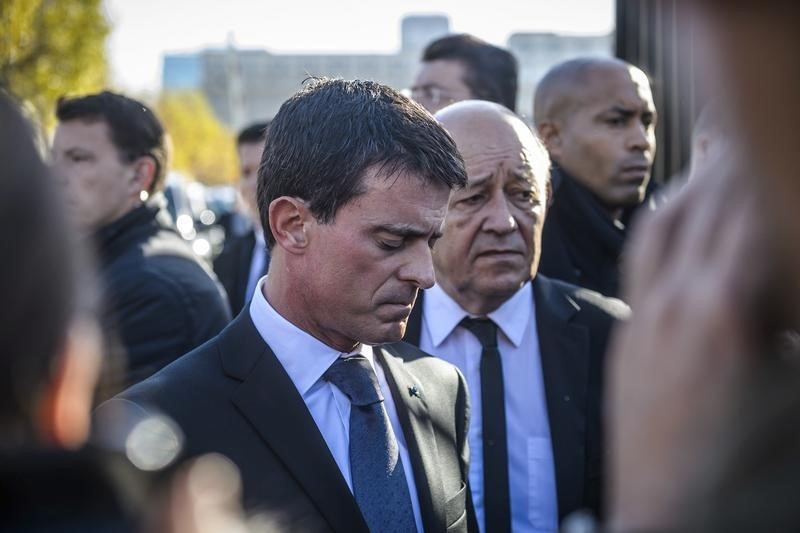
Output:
[4,4,799,530]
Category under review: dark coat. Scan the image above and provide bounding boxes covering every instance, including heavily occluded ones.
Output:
[403,274,629,522]
[0,447,153,532]
[539,168,629,298]
[97,310,476,532]
[94,204,231,391]
[213,229,270,314]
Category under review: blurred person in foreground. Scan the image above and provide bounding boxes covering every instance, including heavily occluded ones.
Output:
[0,92,249,533]
[214,121,271,314]
[403,100,628,532]
[603,2,800,531]
[686,99,734,183]
[51,91,231,392]
[534,58,658,298]
[99,79,475,532]
[411,34,518,114]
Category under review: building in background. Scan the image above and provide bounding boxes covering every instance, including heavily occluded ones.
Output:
[162,15,611,127]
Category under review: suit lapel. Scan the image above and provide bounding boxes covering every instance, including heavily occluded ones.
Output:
[376,344,446,533]
[533,276,590,519]
[220,312,369,533]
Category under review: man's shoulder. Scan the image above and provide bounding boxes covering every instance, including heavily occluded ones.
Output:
[536,274,630,322]
[119,333,224,401]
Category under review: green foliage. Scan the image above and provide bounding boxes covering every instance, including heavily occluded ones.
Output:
[0,0,109,128]
[156,91,238,185]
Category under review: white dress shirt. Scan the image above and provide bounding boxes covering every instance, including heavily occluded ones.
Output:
[249,277,424,532]
[420,282,558,533]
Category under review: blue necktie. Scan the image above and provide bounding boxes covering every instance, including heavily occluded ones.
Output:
[324,355,417,533]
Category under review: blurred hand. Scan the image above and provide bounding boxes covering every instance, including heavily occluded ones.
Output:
[606,155,771,529]
[152,453,251,533]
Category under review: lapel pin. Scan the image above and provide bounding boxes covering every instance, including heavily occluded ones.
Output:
[408,386,420,398]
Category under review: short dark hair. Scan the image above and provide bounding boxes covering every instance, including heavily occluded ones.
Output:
[423,34,518,111]
[0,92,96,438]
[237,121,270,146]
[257,78,467,246]
[56,91,167,193]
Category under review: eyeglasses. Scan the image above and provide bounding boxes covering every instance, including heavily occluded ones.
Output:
[409,85,461,111]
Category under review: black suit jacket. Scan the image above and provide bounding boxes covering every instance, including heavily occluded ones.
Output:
[403,274,629,522]
[213,230,267,314]
[97,311,475,532]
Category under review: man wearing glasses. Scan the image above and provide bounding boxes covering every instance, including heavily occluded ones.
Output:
[411,34,518,114]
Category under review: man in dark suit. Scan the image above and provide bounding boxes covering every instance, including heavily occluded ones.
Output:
[533,58,659,298]
[98,79,475,532]
[214,121,271,314]
[402,101,629,532]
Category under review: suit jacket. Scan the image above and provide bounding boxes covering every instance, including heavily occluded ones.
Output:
[97,310,475,532]
[213,230,268,314]
[403,274,629,522]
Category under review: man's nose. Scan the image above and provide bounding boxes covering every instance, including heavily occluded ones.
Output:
[482,193,517,235]
[399,243,436,289]
[628,122,654,153]
[49,157,68,184]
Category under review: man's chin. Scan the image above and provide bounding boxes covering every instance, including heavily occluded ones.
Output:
[359,318,407,345]
[475,276,528,301]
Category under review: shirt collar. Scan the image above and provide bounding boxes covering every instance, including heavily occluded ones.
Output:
[422,281,533,348]
[249,276,368,396]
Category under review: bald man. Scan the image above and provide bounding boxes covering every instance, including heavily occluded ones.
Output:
[534,58,658,298]
[403,100,629,531]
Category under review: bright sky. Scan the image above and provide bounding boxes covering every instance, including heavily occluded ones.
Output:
[105,0,615,94]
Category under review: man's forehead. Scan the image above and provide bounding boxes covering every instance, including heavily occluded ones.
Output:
[578,64,655,110]
[238,141,264,158]
[53,119,112,147]
[416,59,465,83]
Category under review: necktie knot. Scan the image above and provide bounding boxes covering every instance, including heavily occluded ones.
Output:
[323,355,384,407]
[460,317,499,349]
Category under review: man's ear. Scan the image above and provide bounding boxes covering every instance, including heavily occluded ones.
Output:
[129,156,156,197]
[38,318,102,449]
[268,196,312,254]
[537,121,562,160]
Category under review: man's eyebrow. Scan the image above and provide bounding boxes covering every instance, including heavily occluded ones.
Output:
[63,147,90,155]
[464,174,493,189]
[607,106,637,117]
[374,223,442,240]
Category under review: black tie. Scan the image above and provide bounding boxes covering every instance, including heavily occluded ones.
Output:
[324,355,417,533]
[460,317,511,533]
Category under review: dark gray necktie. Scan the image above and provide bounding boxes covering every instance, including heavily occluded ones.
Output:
[324,355,417,533]
[460,317,511,533]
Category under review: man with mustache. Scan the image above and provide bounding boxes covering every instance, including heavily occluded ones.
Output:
[534,58,658,298]
[98,78,476,532]
[403,100,628,532]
